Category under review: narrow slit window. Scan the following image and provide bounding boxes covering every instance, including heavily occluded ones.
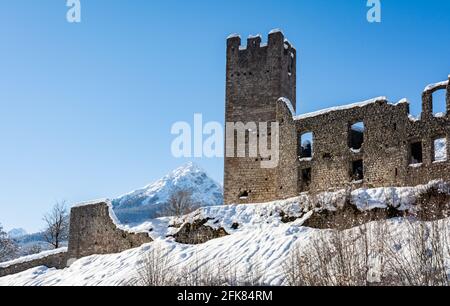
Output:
[352,160,364,181]
[349,122,365,150]
[410,141,423,165]
[433,137,447,162]
[302,168,312,186]
[300,132,313,159]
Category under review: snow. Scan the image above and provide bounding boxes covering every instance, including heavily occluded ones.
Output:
[72,198,110,208]
[269,28,283,35]
[299,157,313,162]
[434,138,447,162]
[0,248,67,269]
[72,198,151,235]
[408,114,420,122]
[294,97,387,120]
[434,112,446,118]
[353,180,449,212]
[409,163,423,168]
[112,162,223,224]
[1,181,449,286]
[248,34,262,39]
[227,33,241,40]
[8,228,27,239]
[351,148,362,154]
[284,39,295,49]
[278,97,295,116]
[424,80,449,92]
[397,98,409,105]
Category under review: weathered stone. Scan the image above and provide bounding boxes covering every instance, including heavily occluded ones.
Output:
[173,219,229,245]
[224,32,450,204]
[67,202,152,263]
[0,251,67,278]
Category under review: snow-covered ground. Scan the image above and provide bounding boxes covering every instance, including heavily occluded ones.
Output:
[0,181,448,286]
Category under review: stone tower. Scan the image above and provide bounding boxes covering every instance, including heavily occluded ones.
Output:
[224,30,298,204]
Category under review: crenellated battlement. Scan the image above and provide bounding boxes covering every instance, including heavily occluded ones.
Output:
[226,30,296,69]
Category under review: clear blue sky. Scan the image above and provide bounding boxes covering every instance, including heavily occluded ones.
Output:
[1,0,449,232]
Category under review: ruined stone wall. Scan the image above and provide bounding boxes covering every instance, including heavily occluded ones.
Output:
[0,201,152,278]
[67,201,152,263]
[224,31,297,204]
[224,31,450,202]
[294,78,450,193]
[0,249,67,278]
[296,98,413,192]
[276,99,298,199]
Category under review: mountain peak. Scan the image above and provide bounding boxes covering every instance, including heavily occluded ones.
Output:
[112,163,223,224]
[170,161,202,175]
[8,228,27,239]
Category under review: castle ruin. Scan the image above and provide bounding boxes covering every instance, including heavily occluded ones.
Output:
[1,30,449,278]
[224,30,450,205]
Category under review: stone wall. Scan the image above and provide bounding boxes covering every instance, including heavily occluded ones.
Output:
[0,249,67,278]
[67,201,152,263]
[223,31,450,203]
[0,201,152,278]
[276,98,298,199]
[295,91,450,193]
[224,31,297,204]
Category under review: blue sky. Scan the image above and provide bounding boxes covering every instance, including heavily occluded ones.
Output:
[0,0,449,232]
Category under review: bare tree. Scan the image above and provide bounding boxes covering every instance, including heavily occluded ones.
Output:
[0,223,18,262]
[283,220,389,286]
[43,201,69,249]
[132,244,176,286]
[384,219,449,286]
[23,244,43,256]
[132,247,266,287]
[159,189,199,218]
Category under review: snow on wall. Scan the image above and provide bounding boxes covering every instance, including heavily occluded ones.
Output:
[269,28,283,35]
[424,80,449,92]
[278,97,295,116]
[72,199,142,234]
[351,180,448,211]
[227,33,241,40]
[0,248,67,269]
[248,34,262,39]
[294,96,387,120]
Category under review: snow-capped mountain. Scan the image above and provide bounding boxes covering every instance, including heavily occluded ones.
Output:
[7,228,27,239]
[112,162,223,224]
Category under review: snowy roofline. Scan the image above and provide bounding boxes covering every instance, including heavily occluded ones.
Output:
[424,80,449,92]
[227,33,241,40]
[278,97,295,116]
[294,96,391,120]
[284,38,295,49]
[248,34,262,39]
[72,198,111,208]
[0,247,67,269]
[269,28,283,35]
